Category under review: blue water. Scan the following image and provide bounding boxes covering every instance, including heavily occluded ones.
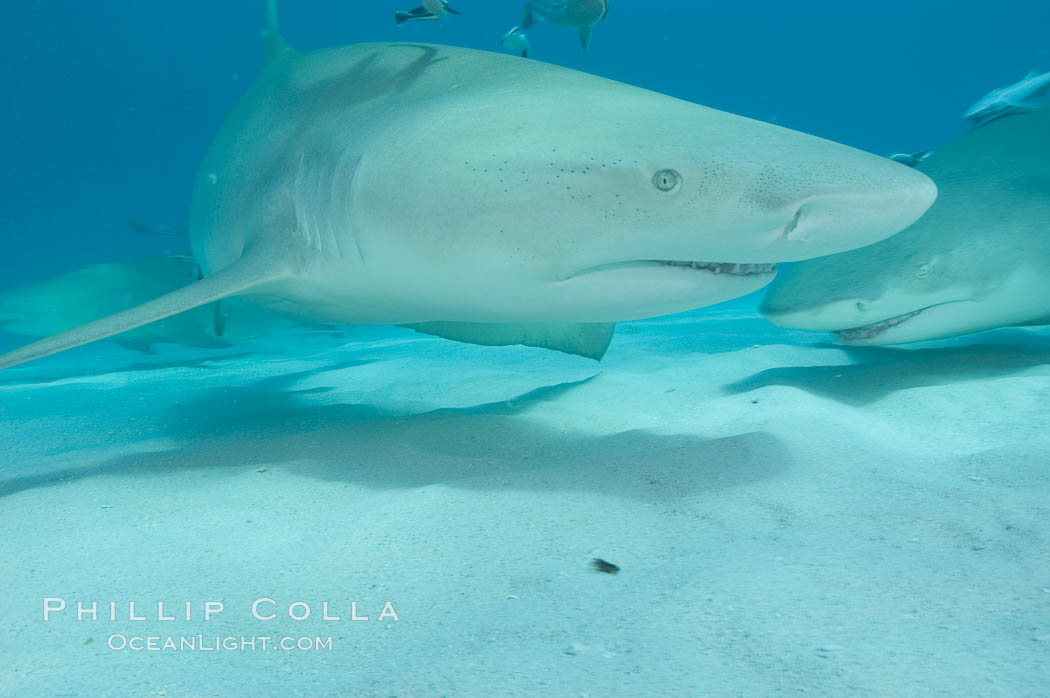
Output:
[4,0,1050,285]
[2,2,1050,695]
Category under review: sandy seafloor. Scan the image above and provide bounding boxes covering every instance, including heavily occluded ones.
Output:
[0,304,1048,696]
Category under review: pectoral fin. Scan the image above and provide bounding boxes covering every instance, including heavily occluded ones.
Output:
[1002,100,1041,113]
[402,321,615,360]
[0,254,289,371]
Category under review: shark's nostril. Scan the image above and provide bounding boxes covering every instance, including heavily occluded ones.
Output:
[856,301,866,312]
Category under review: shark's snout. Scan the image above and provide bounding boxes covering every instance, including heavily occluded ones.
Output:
[766,163,937,261]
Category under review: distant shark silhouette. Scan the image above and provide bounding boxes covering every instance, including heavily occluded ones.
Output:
[0,0,935,371]
[963,70,1050,125]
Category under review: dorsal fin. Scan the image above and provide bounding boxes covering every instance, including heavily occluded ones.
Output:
[264,0,293,65]
[0,254,290,371]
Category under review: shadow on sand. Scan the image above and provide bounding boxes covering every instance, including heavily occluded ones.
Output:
[725,336,1050,406]
[0,374,789,501]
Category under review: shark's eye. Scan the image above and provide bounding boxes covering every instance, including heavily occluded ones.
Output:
[916,262,931,278]
[652,169,681,193]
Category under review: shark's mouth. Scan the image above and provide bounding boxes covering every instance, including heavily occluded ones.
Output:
[833,308,927,342]
[565,259,777,283]
[656,261,778,276]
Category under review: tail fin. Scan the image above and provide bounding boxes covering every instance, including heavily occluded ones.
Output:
[263,0,292,65]
[579,26,593,51]
[0,255,288,371]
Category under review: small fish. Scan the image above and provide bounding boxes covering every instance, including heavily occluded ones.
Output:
[501,0,610,57]
[963,70,1050,126]
[590,558,620,574]
[888,149,933,168]
[395,0,461,26]
[124,217,186,237]
[499,28,532,58]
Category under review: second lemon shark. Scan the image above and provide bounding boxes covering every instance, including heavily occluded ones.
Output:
[763,106,1050,344]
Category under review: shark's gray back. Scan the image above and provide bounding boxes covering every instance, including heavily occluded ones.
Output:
[911,108,1050,274]
[187,42,615,275]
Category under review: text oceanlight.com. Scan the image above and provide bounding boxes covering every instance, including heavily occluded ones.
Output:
[107,635,334,652]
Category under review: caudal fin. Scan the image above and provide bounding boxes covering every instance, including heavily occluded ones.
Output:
[579,26,593,51]
[0,256,288,371]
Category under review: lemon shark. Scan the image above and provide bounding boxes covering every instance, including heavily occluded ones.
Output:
[963,70,1050,125]
[0,1,936,371]
[761,107,1050,345]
